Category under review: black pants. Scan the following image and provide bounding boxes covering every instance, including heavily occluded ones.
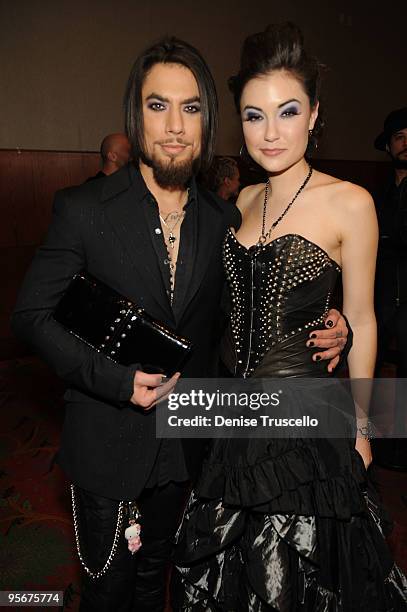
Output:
[376,301,407,378]
[376,301,407,432]
[76,481,189,612]
[374,301,407,469]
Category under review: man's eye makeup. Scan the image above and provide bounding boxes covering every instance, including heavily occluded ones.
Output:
[145,95,201,114]
[148,102,166,111]
[184,104,201,113]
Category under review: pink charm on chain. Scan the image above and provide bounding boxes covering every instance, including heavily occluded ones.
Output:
[125,522,142,554]
[125,501,142,555]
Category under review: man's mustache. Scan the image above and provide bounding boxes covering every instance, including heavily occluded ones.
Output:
[396,148,407,156]
[156,139,191,146]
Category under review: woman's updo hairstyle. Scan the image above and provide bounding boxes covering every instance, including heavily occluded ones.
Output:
[229,22,324,151]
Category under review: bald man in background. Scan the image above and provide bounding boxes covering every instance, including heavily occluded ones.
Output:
[87,133,131,181]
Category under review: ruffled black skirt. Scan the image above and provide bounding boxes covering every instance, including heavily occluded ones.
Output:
[173,437,407,611]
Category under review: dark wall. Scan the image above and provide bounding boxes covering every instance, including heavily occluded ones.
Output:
[0,0,405,160]
[0,149,100,358]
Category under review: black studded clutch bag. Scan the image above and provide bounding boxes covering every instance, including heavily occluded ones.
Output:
[53,271,192,376]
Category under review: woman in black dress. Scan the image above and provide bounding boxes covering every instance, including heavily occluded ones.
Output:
[174,23,407,611]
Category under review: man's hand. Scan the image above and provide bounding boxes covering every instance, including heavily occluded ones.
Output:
[306,308,348,373]
[130,370,180,411]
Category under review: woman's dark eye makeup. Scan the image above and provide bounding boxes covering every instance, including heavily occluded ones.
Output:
[280,104,301,117]
[243,110,263,122]
[243,102,301,122]
[247,114,261,122]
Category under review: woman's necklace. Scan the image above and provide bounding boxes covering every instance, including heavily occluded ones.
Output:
[257,165,313,247]
[159,211,185,249]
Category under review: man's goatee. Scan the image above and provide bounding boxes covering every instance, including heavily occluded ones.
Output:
[141,153,200,189]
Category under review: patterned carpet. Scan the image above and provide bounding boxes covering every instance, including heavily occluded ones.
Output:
[0,358,80,611]
[0,357,406,611]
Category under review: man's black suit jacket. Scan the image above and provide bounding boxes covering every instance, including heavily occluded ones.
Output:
[12,164,240,500]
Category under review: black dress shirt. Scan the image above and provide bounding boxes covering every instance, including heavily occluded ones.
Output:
[139,176,199,487]
[141,181,198,323]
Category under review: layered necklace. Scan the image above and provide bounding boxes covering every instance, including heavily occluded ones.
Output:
[159,211,185,249]
[257,165,313,248]
[159,210,186,304]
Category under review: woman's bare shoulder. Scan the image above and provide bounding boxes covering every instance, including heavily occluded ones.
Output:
[236,183,265,214]
[312,170,374,211]
[332,181,374,214]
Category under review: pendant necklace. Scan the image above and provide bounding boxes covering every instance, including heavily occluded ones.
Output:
[257,165,313,248]
[159,211,185,305]
[159,211,185,249]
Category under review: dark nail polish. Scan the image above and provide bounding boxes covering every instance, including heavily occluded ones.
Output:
[315,355,322,361]
[326,320,333,328]
[310,333,317,339]
[309,341,314,347]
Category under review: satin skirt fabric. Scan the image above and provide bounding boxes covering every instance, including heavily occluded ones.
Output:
[173,332,407,611]
[173,445,407,611]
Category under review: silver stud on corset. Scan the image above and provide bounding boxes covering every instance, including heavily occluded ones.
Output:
[223,233,340,376]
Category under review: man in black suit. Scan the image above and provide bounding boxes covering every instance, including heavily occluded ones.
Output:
[11,37,349,611]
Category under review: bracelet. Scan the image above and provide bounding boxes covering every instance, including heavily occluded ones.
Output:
[356,424,373,441]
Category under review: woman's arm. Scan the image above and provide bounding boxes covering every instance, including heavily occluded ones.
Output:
[340,184,378,466]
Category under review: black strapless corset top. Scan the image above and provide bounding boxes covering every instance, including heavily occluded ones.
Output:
[221,230,341,378]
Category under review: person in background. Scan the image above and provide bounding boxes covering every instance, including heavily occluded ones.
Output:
[373,107,407,469]
[203,155,240,201]
[86,132,131,181]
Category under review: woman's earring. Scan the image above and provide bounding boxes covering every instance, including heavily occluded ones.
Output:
[238,142,262,173]
[306,128,318,155]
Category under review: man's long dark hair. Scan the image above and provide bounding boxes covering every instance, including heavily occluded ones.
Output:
[124,37,218,173]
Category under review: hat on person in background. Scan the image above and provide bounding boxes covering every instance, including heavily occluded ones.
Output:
[374,107,407,151]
